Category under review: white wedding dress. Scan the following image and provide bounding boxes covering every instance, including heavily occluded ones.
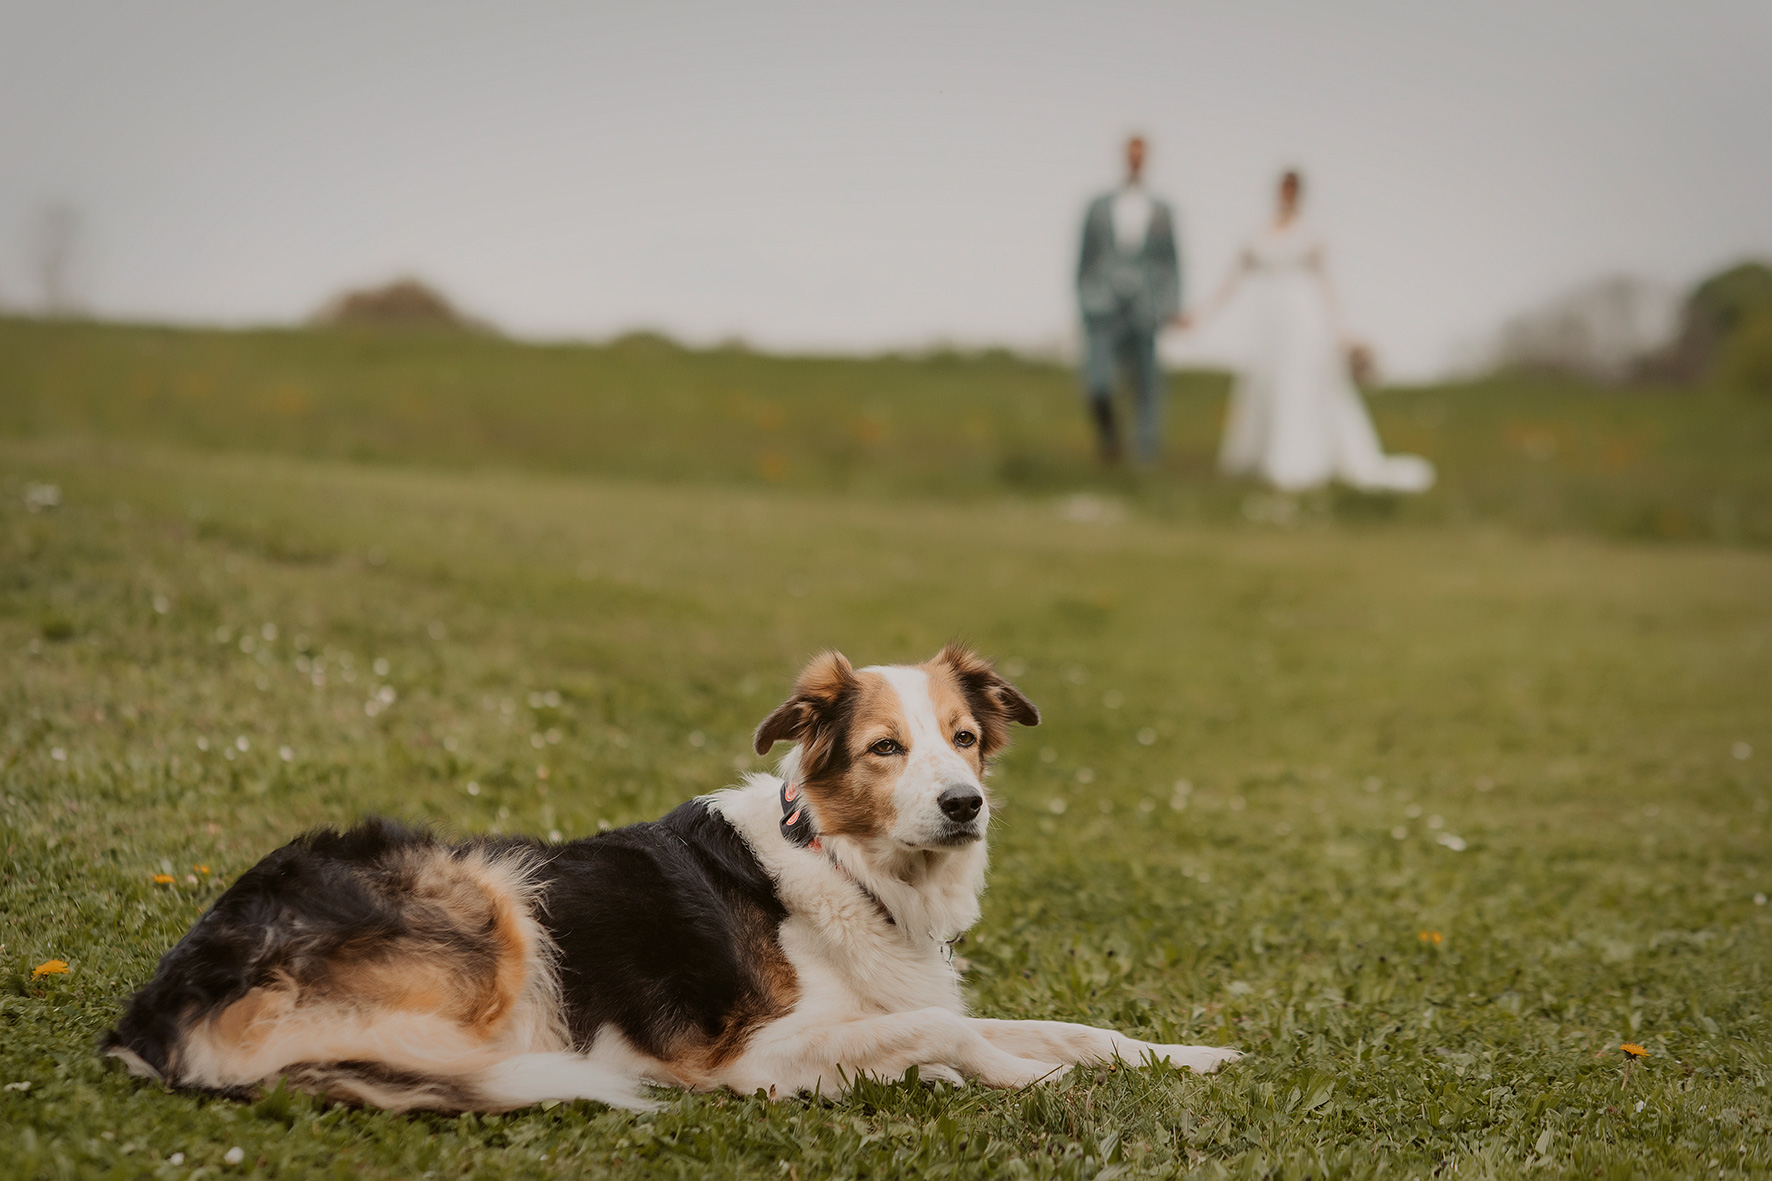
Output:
[1217,221,1434,493]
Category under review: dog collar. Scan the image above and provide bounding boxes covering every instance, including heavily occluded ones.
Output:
[778,778,897,928]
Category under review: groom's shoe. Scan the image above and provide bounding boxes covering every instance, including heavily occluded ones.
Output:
[1090,395,1122,464]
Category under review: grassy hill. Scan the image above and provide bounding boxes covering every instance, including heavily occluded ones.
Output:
[4,316,1770,544]
[0,316,1768,1178]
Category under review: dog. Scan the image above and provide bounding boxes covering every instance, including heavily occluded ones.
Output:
[105,644,1239,1111]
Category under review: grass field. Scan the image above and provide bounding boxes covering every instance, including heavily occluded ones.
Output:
[4,317,1771,545]
[2,319,1770,1178]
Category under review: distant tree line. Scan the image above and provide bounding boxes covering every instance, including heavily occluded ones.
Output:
[1493,260,1772,393]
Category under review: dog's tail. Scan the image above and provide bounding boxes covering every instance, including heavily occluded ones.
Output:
[105,1037,656,1113]
[264,1053,659,1113]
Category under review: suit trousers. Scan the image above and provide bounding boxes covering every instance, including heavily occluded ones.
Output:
[1082,318,1162,461]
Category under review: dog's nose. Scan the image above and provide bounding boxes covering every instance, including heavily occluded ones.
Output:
[938,784,984,823]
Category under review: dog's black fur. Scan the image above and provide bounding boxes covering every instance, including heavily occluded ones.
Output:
[106,801,789,1094]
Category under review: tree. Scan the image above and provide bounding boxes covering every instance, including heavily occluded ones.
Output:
[27,201,84,316]
[1638,260,1772,387]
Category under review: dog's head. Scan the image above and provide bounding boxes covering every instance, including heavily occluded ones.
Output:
[753,644,1039,851]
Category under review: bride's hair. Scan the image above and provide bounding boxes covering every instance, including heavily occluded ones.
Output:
[1280,169,1304,200]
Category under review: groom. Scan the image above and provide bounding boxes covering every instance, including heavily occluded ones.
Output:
[1075,135,1183,463]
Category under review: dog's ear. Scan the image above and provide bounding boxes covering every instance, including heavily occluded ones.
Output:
[753,650,860,768]
[932,642,1039,757]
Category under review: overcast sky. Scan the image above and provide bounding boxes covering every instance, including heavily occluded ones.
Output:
[3,0,1768,377]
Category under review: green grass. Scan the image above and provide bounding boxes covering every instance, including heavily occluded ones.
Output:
[4,316,1771,544]
[1,317,1770,1178]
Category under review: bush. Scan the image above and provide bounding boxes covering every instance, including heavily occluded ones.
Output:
[1720,310,1772,394]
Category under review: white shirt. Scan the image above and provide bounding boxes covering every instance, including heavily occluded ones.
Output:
[1110,183,1153,254]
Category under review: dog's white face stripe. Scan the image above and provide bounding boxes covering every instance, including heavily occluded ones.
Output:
[864,665,987,848]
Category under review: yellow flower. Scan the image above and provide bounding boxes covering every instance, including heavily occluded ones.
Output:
[194,865,210,875]
[1418,930,1444,945]
[31,959,69,980]
[153,873,175,885]
[1621,1043,1648,1058]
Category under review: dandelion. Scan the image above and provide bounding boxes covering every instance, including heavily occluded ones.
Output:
[169,1152,185,1165]
[1621,1043,1648,1058]
[1418,930,1444,945]
[224,1147,245,1165]
[194,865,210,875]
[154,873,175,885]
[31,959,69,979]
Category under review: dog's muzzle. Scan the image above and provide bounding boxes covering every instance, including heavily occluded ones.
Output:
[932,784,986,844]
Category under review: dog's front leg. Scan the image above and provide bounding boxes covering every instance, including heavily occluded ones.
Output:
[722,1008,1066,1097]
[970,1018,1240,1073]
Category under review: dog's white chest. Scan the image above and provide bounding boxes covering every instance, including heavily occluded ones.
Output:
[778,914,963,1017]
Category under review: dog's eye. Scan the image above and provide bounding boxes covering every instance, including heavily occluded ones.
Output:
[953,730,977,749]
[869,738,902,757]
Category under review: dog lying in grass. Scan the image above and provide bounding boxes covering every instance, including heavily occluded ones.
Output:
[106,645,1239,1111]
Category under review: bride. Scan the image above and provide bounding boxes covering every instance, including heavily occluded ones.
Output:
[1186,170,1434,493]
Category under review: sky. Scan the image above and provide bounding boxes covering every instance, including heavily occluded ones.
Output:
[2,1,1768,378]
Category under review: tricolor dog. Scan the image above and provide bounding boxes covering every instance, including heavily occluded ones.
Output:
[107,645,1239,1111]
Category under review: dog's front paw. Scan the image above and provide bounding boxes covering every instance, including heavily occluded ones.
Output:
[1145,1044,1242,1073]
[915,1064,966,1087]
